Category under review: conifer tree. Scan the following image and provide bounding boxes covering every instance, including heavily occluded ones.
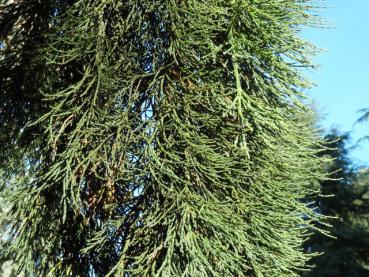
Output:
[1,0,326,276]
[306,131,369,276]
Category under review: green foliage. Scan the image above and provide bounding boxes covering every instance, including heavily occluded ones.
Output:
[0,208,19,277]
[1,0,326,276]
[306,131,369,276]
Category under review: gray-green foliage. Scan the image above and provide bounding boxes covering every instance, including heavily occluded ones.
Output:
[0,0,326,276]
[0,202,19,277]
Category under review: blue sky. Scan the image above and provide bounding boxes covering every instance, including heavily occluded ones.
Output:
[303,0,369,166]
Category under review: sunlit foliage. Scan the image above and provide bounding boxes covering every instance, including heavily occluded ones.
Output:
[0,0,326,276]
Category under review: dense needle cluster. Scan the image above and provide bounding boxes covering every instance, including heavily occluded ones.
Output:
[0,0,327,276]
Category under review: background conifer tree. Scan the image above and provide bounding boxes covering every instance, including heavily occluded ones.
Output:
[1,0,326,276]
[306,131,369,276]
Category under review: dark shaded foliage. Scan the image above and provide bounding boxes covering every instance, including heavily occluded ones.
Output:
[306,130,369,277]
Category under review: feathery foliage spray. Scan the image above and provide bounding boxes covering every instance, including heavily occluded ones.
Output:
[0,0,327,275]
